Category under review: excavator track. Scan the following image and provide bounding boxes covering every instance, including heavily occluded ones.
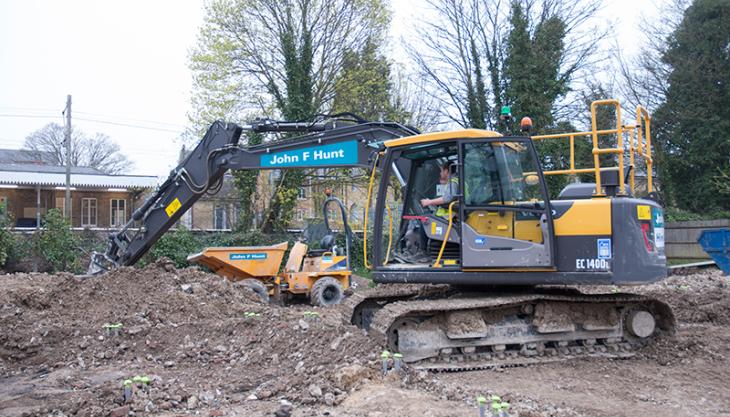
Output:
[345,287,675,372]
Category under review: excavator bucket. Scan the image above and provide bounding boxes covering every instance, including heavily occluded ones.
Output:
[187,242,288,280]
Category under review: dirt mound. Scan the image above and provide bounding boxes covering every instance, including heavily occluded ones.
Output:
[0,261,380,416]
[2,263,728,417]
[638,268,730,326]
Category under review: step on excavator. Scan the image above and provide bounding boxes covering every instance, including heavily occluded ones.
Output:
[89,100,675,371]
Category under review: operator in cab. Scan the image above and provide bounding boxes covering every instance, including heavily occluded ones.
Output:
[420,161,458,218]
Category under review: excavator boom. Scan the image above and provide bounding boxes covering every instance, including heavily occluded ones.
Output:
[88,119,417,273]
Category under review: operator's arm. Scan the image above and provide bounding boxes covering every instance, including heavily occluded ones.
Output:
[421,178,455,207]
[421,196,446,207]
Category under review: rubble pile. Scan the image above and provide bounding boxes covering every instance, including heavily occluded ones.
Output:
[0,260,379,415]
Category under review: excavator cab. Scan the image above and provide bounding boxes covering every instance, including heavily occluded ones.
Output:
[371,133,555,273]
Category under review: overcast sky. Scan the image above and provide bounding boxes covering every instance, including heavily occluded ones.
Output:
[0,0,657,178]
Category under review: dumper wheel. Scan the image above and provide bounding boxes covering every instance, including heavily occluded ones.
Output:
[310,277,344,307]
[238,279,270,303]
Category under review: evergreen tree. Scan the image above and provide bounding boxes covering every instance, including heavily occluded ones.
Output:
[654,0,730,211]
[502,1,571,196]
[503,1,568,132]
[332,38,409,122]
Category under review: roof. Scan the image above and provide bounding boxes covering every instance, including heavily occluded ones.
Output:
[0,166,158,189]
[0,148,54,164]
[383,128,502,148]
[0,149,158,189]
[0,163,104,175]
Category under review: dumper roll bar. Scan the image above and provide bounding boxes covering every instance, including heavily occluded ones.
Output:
[88,118,418,274]
[322,195,354,272]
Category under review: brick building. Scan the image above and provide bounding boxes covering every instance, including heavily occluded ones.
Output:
[0,149,157,229]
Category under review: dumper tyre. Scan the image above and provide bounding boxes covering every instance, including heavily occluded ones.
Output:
[238,279,270,303]
[310,276,344,306]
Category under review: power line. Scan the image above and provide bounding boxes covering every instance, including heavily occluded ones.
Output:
[74,110,186,129]
[73,117,184,133]
[0,106,62,113]
[0,107,187,129]
[0,113,62,119]
[0,113,184,133]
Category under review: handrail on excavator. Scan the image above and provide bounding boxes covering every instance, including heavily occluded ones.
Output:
[531,99,654,196]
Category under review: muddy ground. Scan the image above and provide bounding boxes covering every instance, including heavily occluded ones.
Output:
[1,261,728,417]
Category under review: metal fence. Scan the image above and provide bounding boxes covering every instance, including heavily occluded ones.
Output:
[665,219,730,259]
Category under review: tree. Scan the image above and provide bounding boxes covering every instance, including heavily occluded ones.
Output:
[190,0,390,232]
[332,39,408,122]
[231,130,263,231]
[23,123,132,174]
[37,208,78,272]
[412,0,605,130]
[616,0,690,113]
[498,1,601,196]
[653,0,730,212]
[503,1,569,132]
[0,200,15,268]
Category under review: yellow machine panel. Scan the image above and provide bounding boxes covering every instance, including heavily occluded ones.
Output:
[466,210,514,238]
[514,217,543,243]
[554,199,612,236]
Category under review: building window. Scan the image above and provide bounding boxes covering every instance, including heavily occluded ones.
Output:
[295,208,305,221]
[298,186,308,200]
[214,205,228,230]
[81,198,97,227]
[110,199,126,228]
[231,205,239,229]
[55,197,72,217]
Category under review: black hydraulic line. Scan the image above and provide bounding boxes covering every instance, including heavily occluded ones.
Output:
[323,196,353,271]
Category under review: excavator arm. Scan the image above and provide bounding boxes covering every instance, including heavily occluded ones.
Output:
[88,118,417,274]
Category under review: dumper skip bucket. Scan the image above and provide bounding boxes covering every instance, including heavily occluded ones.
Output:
[187,242,288,280]
[698,229,730,276]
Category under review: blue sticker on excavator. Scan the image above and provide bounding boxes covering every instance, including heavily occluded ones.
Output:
[597,238,612,259]
[260,140,359,167]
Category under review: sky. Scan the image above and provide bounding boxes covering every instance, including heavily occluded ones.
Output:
[0,0,658,178]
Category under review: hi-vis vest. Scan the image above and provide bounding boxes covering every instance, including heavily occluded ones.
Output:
[435,176,459,218]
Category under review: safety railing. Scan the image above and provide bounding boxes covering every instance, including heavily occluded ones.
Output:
[531,99,653,196]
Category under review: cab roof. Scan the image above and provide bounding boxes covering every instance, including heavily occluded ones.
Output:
[383,128,502,148]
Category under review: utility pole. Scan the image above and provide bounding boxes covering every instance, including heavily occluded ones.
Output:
[64,95,72,220]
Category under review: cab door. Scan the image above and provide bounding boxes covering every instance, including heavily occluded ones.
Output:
[459,138,555,268]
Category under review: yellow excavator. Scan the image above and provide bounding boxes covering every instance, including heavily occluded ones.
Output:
[89,99,674,370]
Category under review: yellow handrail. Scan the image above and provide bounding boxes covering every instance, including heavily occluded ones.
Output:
[384,205,393,265]
[530,99,654,197]
[636,105,653,193]
[362,152,380,269]
[591,99,624,196]
[433,201,457,268]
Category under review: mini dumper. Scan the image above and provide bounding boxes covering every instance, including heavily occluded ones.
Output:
[187,197,353,306]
